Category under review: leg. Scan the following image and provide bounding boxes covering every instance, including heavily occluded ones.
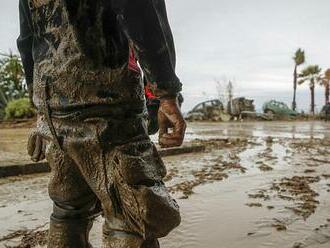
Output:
[46,143,101,248]
[102,221,159,248]
[100,140,180,247]
[61,118,180,247]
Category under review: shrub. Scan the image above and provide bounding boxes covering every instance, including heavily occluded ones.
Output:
[0,109,4,120]
[4,98,35,119]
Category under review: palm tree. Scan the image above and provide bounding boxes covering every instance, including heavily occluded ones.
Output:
[298,65,322,115]
[292,49,305,111]
[321,69,330,104]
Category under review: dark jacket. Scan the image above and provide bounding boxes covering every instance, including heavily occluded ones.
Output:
[17,0,182,113]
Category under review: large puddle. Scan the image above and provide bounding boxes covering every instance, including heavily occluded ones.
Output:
[161,137,330,248]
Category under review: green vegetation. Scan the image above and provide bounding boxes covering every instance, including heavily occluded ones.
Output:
[321,69,330,104]
[0,52,31,120]
[298,65,322,115]
[292,48,330,115]
[4,97,35,119]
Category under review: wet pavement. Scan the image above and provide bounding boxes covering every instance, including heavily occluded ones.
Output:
[0,121,330,248]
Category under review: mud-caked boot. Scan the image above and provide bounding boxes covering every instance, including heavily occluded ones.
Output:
[141,238,160,248]
[102,222,159,248]
[48,218,93,248]
[102,230,160,248]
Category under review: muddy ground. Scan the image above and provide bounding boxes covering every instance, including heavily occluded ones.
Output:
[0,121,330,248]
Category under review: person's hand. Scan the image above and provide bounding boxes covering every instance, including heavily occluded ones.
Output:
[27,129,46,162]
[158,97,186,148]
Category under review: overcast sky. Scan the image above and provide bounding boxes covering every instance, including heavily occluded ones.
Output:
[1,0,329,112]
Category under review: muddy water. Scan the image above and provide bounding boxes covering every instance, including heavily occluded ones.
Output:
[161,137,330,248]
[0,121,327,165]
[1,121,330,248]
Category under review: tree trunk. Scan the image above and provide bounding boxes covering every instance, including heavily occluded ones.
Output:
[325,82,330,104]
[292,65,297,111]
[310,81,315,115]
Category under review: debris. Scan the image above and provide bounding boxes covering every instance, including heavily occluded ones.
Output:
[248,190,270,201]
[0,224,48,248]
[258,163,273,172]
[271,176,320,219]
[185,99,226,121]
[322,174,330,179]
[272,219,287,231]
[227,97,256,119]
[265,136,273,144]
[246,203,263,207]
[304,169,316,173]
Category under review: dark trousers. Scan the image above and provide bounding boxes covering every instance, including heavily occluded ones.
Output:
[39,115,180,247]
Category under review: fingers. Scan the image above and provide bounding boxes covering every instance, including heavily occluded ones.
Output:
[158,98,186,148]
[27,129,46,162]
[31,135,43,162]
[158,111,172,138]
[159,134,184,148]
[159,113,186,148]
[172,109,187,141]
[27,130,37,157]
[41,140,46,160]
[159,119,186,148]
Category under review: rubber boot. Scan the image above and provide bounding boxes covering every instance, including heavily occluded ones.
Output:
[48,218,93,248]
[141,239,160,248]
[102,223,160,248]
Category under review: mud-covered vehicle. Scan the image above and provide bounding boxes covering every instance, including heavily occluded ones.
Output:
[186,99,228,121]
[263,100,298,118]
[320,103,330,121]
[227,97,256,119]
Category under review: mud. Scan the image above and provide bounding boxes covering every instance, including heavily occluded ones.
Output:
[166,138,248,199]
[271,176,320,220]
[0,119,36,129]
[0,128,32,166]
[2,228,48,248]
[1,121,330,248]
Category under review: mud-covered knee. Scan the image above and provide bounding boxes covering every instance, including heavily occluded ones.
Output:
[110,141,181,238]
[112,178,181,239]
[135,181,181,238]
[52,194,101,221]
[113,141,167,185]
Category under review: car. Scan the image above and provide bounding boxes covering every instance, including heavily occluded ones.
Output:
[263,100,298,117]
[186,99,226,121]
[320,103,330,121]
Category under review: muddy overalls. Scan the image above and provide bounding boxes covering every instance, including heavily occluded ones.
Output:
[17,0,182,247]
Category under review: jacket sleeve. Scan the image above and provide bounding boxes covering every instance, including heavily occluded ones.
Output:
[17,0,34,102]
[112,0,182,97]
